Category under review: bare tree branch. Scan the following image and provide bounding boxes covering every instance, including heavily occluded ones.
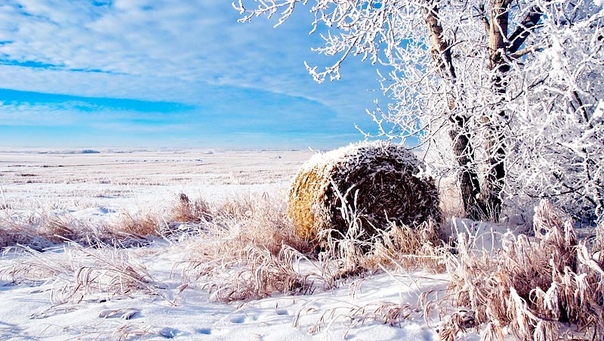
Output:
[508,7,543,54]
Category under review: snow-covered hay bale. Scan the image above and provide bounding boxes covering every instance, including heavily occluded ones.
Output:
[288,141,441,245]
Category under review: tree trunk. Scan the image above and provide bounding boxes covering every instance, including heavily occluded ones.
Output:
[425,3,488,220]
[481,0,511,221]
[449,117,486,220]
[425,0,543,221]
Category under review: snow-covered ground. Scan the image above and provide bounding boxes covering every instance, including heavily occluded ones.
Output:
[0,149,483,340]
[0,149,312,212]
[0,245,451,340]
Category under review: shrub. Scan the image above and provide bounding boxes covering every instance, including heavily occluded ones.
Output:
[444,200,604,340]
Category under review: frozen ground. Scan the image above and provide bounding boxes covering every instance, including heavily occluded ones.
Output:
[0,149,480,340]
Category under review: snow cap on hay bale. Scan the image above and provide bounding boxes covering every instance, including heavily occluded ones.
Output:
[288,141,441,244]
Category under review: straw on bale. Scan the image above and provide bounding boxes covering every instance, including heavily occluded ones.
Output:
[288,141,441,245]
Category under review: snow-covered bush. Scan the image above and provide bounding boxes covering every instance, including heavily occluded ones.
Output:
[447,199,604,340]
[288,141,441,247]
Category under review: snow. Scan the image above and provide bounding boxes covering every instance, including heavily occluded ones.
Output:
[0,246,449,340]
[0,149,471,340]
[0,149,308,221]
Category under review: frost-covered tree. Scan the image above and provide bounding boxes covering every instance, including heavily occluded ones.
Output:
[506,2,604,224]
[234,0,604,224]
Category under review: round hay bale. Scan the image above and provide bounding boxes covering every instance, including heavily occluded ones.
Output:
[288,141,441,245]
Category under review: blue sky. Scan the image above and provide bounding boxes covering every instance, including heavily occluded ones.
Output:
[0,0,388,150]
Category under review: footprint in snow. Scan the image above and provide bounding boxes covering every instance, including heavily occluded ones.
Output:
[196,328,212,335]
[230,315,246,324]
[98,308,140,320]
[159,327,180,339]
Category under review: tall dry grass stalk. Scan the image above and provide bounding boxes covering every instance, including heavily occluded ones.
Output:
[113,212,162,242]
[316,221,447,283]
[180,187,448,303]
[55,244,161,304]
[199,245,314,302]
[0,243,162,305]
[369,222,447,272]
[316,186,447,281]
[181,192,315,302]
[170,193,212,224]
[0,246,71,285]
[436,177,465,220]
[306,300,425,337]
[444,199,604,340]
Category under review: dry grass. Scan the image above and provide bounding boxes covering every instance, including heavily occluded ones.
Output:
[444,199,604,340]
[0,212,106,250]
[179,187,447,303]
[0,246,71,285]
[57,245,160,304]
[0,190,311,260]
[316,221,447,282]
[306,300,430,338]
[181,192,312,255]
[436,177,465,222]
[367,222,447,272]
[198,246,314,302]
[114,212,162,239]
[303,281,445,337]
[181,191,316,302]
[0,202,173,251]
[113,324,156,341]
[0,242,162,307]
[170,193,212,223]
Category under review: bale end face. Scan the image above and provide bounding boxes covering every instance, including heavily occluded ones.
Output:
[288,163,331,241]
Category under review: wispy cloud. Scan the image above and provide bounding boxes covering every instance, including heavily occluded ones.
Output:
[0,0,386,148]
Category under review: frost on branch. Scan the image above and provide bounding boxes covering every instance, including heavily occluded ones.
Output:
[288,141,441,247]
[505,4,604,224]
[236,0,604,225]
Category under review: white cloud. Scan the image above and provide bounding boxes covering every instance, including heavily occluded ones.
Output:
[0,0,387,134]
[0,101,78,126]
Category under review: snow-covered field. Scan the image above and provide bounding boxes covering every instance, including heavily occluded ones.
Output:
[0,149,312,214]
[0,149,469,340]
